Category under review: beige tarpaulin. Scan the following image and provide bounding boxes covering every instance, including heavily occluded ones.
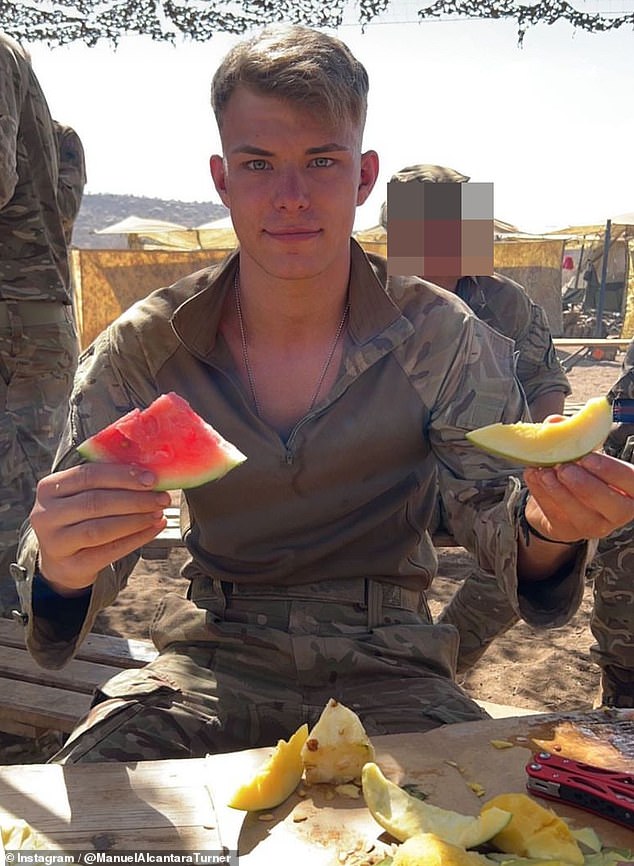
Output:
[70,235,566,349]
[71,248,230,348]
[493,238,565,334]
[353,227,565,334]
[548,215,634,336]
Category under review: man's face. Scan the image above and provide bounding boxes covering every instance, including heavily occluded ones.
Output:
[210,86,378,282]
[385,179,494,280]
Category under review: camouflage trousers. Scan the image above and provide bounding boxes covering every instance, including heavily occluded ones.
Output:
[437,459,634,705]
[436,567,520,674]
[50,578,489,764]
[432,496,520,674]
[0,304,78,615]
[589,518,634,705]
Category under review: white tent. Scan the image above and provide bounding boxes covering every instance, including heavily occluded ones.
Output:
[95,214,237,251]
[94,215,203,250]
[94,216,189,235]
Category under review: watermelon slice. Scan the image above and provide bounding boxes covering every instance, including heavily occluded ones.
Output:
[77,392,246,490]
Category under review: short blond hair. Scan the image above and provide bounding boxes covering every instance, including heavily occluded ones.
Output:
[211,25,369,131]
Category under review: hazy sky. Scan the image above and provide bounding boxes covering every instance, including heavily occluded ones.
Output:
[26,6,634,233]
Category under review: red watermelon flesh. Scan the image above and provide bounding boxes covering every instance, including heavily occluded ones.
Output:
[77,392,246,490]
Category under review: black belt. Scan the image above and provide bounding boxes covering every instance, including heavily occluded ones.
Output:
[0,300,71,327]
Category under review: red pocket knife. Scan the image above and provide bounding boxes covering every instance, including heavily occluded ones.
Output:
[526,751,634,829]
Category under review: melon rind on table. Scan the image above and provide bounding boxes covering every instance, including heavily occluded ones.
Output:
[361,762,512,848]
[465,396,613,467]
[77,392,247,491]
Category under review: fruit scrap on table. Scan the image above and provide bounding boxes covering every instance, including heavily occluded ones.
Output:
[361,769,634,866]
[482,793,584,865]
[361,762,512,848]
[226,723,308,812]
[1,818,42,850]
[226,698,375,812]
[301,697,376,786]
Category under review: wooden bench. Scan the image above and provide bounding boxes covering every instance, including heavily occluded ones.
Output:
[140,504,183,560]
[0,619,157,739]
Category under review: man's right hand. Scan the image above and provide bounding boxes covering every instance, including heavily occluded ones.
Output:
[30,464,170,596]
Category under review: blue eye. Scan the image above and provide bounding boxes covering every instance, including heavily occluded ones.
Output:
[247,159,270,171]
[311,157,334,168]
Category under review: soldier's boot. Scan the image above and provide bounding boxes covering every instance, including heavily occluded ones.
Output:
[595,665,634,709]
[437,567,519,674]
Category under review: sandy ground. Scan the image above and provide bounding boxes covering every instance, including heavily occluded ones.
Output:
[0,355,625,764]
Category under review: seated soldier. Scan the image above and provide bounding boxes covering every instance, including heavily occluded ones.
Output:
[589,337,634,707]
[381,163,571,672]
[15,26,634,763]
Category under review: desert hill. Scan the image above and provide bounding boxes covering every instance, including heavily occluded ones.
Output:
[72,193,228,249]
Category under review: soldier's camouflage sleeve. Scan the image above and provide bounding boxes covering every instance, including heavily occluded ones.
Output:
[515,301,571,407]
[605,338,634,458]
[54,122,87,243]
[589,338,634,696]
[419,311,594,629]
[0,33,69,301]
[0,41,21,207]
[17,327,158,669]
[467,275,570,407]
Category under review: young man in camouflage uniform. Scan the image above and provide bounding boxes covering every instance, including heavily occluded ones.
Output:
[0,33,84,615]
[16,25,634,763]
[381,164,572,673]
[589,339,634,706]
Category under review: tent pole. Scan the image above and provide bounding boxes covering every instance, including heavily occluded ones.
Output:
[595,219,611,336]
[573,241,585,291]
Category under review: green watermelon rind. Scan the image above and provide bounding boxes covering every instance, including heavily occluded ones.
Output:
[76,393,247,491]
[77,439,246,491]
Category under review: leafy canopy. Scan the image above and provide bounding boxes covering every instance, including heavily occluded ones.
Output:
[3,0,633,46]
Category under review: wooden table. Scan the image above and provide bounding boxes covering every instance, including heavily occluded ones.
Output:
[1,715,631,863]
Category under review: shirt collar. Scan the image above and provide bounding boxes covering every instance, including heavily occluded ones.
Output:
[171,239,405,359]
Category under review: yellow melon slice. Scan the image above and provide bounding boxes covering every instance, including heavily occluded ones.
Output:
[1,818,42,850]
[482,792,584,865]
[227,723,308,811]
[362,762,512,847]
[466,396,612,467]
[392,832,492,866]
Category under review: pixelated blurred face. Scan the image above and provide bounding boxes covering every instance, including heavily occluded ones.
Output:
[210,86,378,282]
[386,181,494,281]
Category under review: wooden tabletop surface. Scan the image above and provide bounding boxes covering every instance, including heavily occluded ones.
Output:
[1,714,631,863]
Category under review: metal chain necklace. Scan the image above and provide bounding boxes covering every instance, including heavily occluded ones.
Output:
[234,271,349,419]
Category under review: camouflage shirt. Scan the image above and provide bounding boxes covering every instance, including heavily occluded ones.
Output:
[605,337,634,459]
[53,121,87,246]
[456,274,570,407]
[0,33,70,302]
[18,242,592,668]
